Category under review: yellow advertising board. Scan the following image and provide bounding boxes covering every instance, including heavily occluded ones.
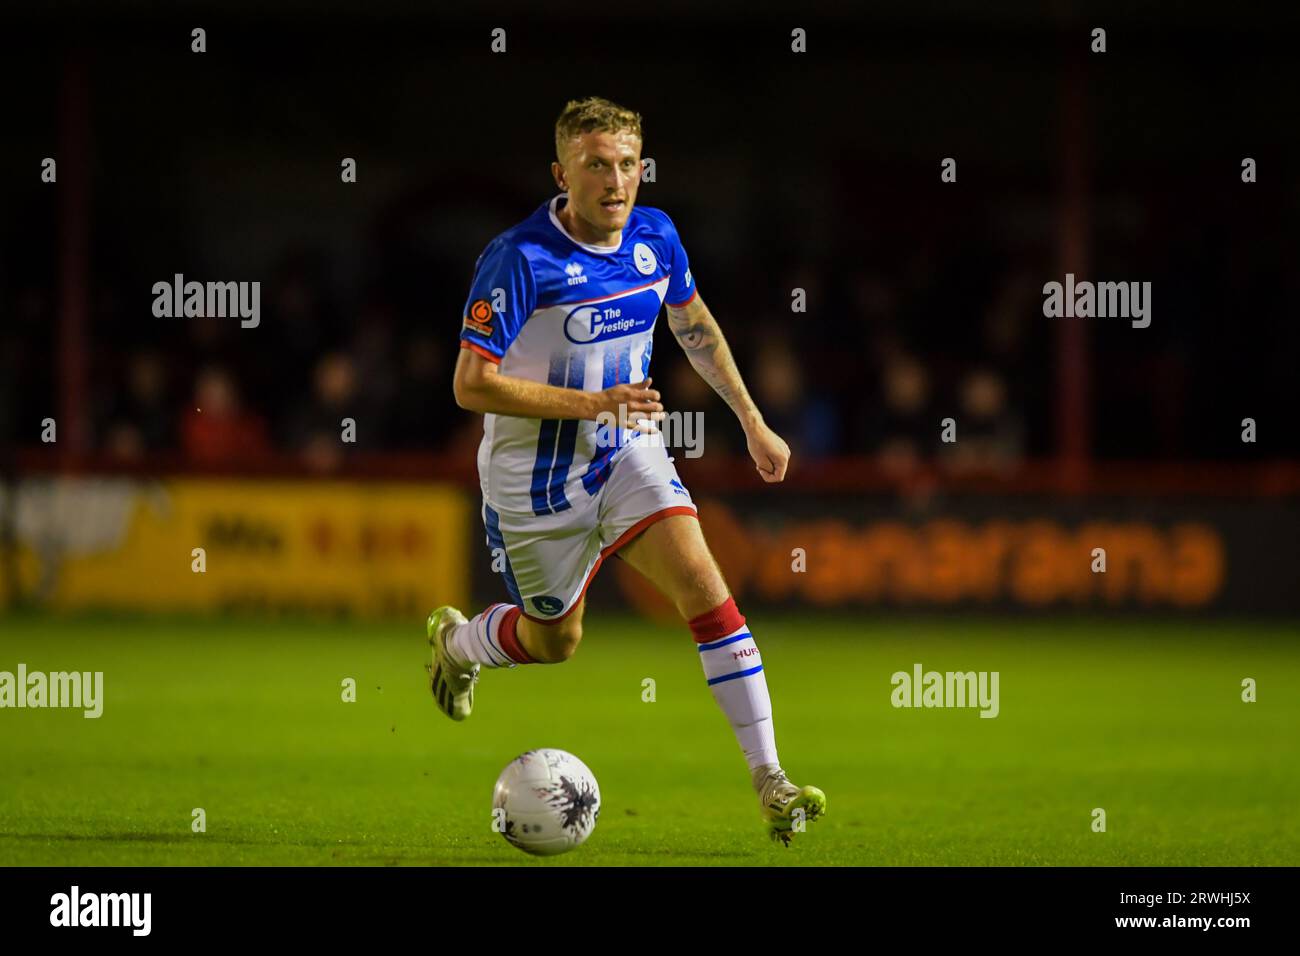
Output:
[4,478,471,617]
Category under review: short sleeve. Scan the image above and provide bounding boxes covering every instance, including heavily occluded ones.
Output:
[662,214,698,308]
[459,238,537,363]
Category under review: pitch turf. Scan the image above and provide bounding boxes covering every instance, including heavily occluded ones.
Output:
[0,612,1297,866]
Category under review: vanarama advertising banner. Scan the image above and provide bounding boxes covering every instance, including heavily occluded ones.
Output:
[1,478,470,617]
[468,494,1298,619]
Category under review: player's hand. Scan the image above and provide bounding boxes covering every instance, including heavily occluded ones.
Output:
[597,377,665,434]
[746,421,790,482]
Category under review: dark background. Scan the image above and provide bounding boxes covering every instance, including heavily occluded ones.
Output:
[2,1,1298,476]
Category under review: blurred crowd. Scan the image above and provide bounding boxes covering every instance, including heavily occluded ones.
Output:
[1,251,1041,475]
[2,230,1289,475]
[2,180,1294,475]
[4,13,1297,480]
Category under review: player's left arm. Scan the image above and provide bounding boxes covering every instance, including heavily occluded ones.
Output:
[666,293,790,483]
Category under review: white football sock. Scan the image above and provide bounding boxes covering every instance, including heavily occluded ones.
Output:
[697,625,779,770]
[446,603,519,669]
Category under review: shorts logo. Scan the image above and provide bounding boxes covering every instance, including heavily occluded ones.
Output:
[633,242,656,275]
[531,595,565,616]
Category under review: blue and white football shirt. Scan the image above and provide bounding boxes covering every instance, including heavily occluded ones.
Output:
[460,194,698,516]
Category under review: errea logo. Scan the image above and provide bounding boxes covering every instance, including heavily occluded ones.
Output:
[564,262,587,286]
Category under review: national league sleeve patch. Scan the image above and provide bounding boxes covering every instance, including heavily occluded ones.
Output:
[463,298,494,336]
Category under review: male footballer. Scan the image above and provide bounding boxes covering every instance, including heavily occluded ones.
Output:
[428,96,825,844]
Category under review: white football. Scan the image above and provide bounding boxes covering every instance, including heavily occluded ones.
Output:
[492,749,601,856]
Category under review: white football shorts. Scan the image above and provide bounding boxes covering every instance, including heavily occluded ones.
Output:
[480,435,697,623]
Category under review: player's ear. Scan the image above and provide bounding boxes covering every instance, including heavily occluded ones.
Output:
[551,161,567,191]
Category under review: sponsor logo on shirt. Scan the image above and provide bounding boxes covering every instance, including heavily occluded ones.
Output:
[563,303,654,344]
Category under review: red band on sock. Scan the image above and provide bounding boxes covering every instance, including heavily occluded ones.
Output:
[688,596,747,644]
[495,606,535,664]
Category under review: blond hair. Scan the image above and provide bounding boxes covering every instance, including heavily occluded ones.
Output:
[554,96,643,162]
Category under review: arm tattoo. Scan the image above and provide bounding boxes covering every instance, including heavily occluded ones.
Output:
[667,295,758,422]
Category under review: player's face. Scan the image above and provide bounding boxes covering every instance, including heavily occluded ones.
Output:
[553,129,642,236]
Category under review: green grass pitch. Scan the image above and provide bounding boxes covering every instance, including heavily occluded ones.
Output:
[1,612,1297,866]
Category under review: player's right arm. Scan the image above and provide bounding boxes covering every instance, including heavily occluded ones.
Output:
[453,347,663,422]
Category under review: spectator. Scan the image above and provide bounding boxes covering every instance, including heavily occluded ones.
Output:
[751,338,839,460]
[863,352,934,478]
[286,353,366,472]
[940,368,1024,476]
[101,351,175,460]
[180,367,271,464]
[391,334,454,449]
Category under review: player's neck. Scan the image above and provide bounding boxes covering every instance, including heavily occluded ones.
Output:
[558,199,621,248]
